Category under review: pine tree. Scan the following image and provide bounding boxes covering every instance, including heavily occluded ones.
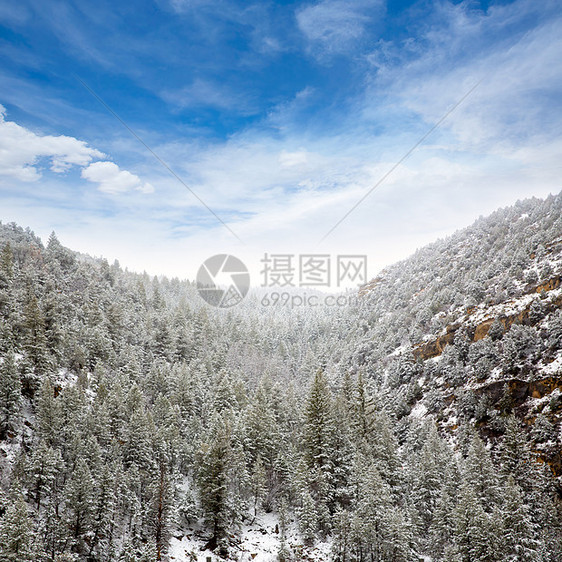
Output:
[27,440,63,511]
[298,490,318,545]
[411,425,452,535]
[429,487,455,559]
[370,411,403,497]
[89,464,116,559]
[498,416,533,483]
[382,508,413,562]
[277,498,292,562]
[42,285,63,361]
[501,476,545,561]
[39,500,67,562]
[244,378,280,467]
[304,370,334,471]
[64,458,96,540]
[46,231,75,271]
[0,493,36,561]
[453,481,501,562]
[329,392,354,510]
[118,540,137,562]
[250,455,267,517]
[332,508,352,562]
[196,415,234,553]
[244,378,282,510]
[0,241,14,280]
[464,435,501,511]
[0,243,13,337]
[0,350,22,438]
[349,460,395,561]
[36,378,62,447]
[22,288,50,377]
[124,408,156,473]
[302,369,337,528]
[150,450,176,562]
[352,372,377,442]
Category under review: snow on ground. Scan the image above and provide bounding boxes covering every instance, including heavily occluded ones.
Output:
[486,366,504,383]
[0,440,20,465]
[413,284,551,347]
[168,533,212,562]
[540,352,562,376]
[410,402,428,419]
[528,388,560,414]
[237,512,283,562]
[465,292,536,328]
[389,344,410,357]
[52,368,78,389]
[168,512,332,562]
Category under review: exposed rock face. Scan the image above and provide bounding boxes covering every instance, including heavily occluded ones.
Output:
[469,376,562,476]
[413,276,562,360]
[473,319,495,341]
[413,324,458,360]
[408,276,562,476]
[529,376,562,399]
[535,275,561,293]
[472,377,562,409]
[358,199,562,485]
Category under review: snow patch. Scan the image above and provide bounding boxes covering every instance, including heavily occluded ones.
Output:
[410,402,428,419]
[540,352,562,375]
[168,512,332,562]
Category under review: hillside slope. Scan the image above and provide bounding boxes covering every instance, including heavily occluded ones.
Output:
[355,193,562,480]
[0,193,561,562]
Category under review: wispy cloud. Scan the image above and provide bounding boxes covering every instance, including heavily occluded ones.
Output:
[161,78,257,114]
[296,0,384,58]
[0,2,30,26]
[363,0,562,151]
[137,0,562,271]
[2,0,561,283]
[165,0,225,14]
[32,1,118,70]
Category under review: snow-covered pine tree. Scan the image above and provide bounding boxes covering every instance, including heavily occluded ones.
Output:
[0,493,38,561]
[0,350,21,439]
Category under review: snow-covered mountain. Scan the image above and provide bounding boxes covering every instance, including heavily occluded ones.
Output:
[0,192,561,561]
[354,192,562,479]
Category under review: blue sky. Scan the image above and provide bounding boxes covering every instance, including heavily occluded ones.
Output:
[1,0,561,285]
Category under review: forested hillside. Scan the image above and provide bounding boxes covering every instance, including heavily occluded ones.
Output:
[1,192,561,561]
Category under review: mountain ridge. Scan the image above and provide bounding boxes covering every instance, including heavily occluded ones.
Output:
[0,193,561,561]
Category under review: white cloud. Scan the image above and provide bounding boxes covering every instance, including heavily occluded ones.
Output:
[2,0,560,287]
[161,78,257,115]
[279,150,309,168]
[81,161,154,195]
[0,104,104,181]
[296,0,383,56]
[166,0,219,13]
[365,1,562,153]
[0,106,154,196]
[144,0,562,279]
[163,79,233,110]
[0,2,30,25]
